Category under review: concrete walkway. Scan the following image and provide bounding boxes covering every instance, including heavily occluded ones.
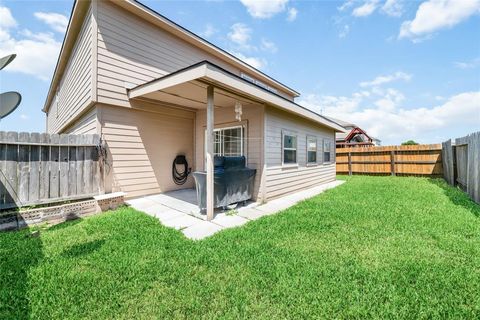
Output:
[126,180,345,240]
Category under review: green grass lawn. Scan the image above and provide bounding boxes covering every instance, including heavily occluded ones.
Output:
[1,176,479,319]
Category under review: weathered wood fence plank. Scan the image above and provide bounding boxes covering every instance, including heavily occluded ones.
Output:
[76,135,85,196]
[49,134,60,199]
[39,133,50,199]
[59,134,69,198]
[68,135,77,197]
[5,132,18,204]
[441,139,454,185]
[443,131,480,204]
[18,132,29,205]
[0,132,6,205]
[0,131,104,210]
[29,133,40,203]
[84,135,93,195]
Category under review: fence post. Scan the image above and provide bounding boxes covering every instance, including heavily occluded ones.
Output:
[441,139,454,185]
[390,150,395,176]
[348,152,352,176]
[466,132,480,203]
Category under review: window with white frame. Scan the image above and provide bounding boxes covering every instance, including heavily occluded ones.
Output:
[307,136,317,164]
[282,131,297,164]
[207,126,244,157]
[323,139,332,163]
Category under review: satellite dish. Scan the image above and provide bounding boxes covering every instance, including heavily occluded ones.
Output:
[0,54,16,71]
[0,92,22,119]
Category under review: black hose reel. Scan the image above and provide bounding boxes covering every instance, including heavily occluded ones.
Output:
[172,155,191,185]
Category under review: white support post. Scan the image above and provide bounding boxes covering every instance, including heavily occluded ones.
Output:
[206,85,214,221]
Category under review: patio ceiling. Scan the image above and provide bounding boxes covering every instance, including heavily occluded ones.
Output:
[132,79,258,110]
[128,61,346,132]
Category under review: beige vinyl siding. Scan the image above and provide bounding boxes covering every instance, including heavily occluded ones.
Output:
[95,0,293,107]
[99,102,195,199]
[195,105,264,201]
[47,5,93,133]
[264,106,336,200]
[64,107,98,135]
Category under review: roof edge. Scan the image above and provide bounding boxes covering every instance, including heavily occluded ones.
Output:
[42,0,90,113]
[129,60,345,133]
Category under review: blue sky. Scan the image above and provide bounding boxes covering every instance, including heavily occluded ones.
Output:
[0,0,479,145]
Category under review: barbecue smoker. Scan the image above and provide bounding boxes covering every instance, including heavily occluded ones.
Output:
[192,156,256,212]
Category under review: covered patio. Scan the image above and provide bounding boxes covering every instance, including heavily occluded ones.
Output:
[126,180,344,240]
[128,61,270,221]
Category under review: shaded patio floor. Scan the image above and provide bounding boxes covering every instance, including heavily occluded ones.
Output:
[126,180,345,240]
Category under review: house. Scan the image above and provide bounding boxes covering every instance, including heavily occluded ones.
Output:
[326,117,378,148]
[371,137,381,146]
[43,0,344,219]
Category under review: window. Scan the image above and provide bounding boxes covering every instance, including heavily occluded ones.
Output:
[307,137,317,164]
[323,139,332,163]
[207,126,244,157]
[282,132,297,164]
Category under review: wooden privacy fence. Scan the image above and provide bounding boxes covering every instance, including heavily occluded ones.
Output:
[0,132,104,210]
[442,131,480,204]
[336,144,443,176]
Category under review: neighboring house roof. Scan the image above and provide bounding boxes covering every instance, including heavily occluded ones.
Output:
[344,127,372,142]
[325,116,356,129]
[128,61,346,132]
[43,0,300,113]
[324,115,375,143]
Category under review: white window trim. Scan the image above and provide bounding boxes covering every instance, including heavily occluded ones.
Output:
[323,139,333,164]
[306,135,318,165]
[204,124,246,165]
[282,129,298,167]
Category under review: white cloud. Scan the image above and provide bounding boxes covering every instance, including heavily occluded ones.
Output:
[299,90,480,145]
[19,113,29,120]
[382,0,404,17]
[0,6,61,81]
[359,71,412,87]
[0,6,16,29]
[230,51,266,69]
[373,88,405,111]
[34,12,68,33]
[399,0,480,40]
[338,1,355,12]
[228,23,251,46]
[454,57,480,69]
[260,38,277,53]
[287,7,298,21]
[352,0,380,17]
[339,24,350,38]
[240,0,289,19]
[199,23,217,38]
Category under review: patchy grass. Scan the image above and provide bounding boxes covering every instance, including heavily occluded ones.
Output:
[1,176,479,319]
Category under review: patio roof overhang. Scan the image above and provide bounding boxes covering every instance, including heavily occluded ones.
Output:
[128,61,345,133]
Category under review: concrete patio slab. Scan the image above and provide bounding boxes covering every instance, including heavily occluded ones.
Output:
[236,208,269,220]
[128,180,345,240]
[182,221,224,240]
[162,214,203,230]
[141,203,174,217]
[126,198,157,211]
[211,213,249,228]
[155,210,186,224]
[254,199,293,214]
[146,193,199,214]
